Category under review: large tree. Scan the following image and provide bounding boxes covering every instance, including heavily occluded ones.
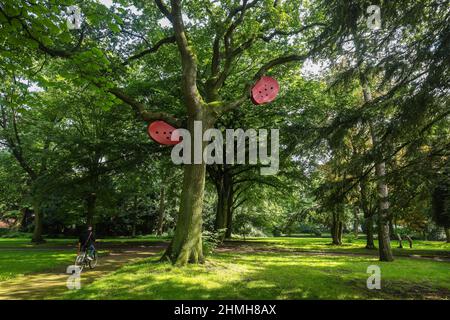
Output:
[1,0,327,264]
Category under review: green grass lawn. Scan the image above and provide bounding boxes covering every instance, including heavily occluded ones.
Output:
[232,237,450,256]
[0,235,169,248]
[2,235,447,254]
[0,235,168,283]
[0,249,75,282]
[64,251,450,300]
[1,236,449,299]
[0,238,77,248]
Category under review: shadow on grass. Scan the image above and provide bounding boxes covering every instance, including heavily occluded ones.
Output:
[66,251,450,300]
[221,239,450,260]
[71,248,450,300]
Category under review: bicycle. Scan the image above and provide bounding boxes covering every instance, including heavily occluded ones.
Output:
[74,246,98,271]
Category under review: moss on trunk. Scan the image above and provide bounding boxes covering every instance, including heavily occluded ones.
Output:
[163,162,206,265]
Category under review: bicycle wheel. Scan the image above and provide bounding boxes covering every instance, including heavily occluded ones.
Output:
[89,251,98,269]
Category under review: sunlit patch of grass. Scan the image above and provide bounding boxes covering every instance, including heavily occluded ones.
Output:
[65,258,252,300]
[0,238,77,248]
[232,237,450,256]
[0,235,170,248]
[0,248,111,282]
[0,250,74,282]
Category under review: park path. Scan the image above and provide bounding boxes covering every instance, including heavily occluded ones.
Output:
[0,244,166,300]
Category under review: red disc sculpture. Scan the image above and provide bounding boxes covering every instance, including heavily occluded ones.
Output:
[147,121,181,145]
[251,76,280,105]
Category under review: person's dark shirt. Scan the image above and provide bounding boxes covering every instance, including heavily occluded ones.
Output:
[79,230,95,249]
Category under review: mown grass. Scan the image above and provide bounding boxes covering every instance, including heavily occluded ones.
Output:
[64,251,450,300]
[1,235,447,255]
[231,237,450,257]
[0,249,74,282]
[1,236,449,299]
[0,235,169,248]
[0,235,168,282]
[0,238,77,248]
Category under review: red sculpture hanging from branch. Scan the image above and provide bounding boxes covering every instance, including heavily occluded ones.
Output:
[147,120,181,145]
[251,76,280,105]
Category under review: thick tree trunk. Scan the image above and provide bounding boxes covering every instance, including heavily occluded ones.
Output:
[389,219,395,239]
[225,175,234,239]
[396,233,403,248]
[156,186,166,236]
[225,195,233,239]
[86,193,96,227]
[331,219,337,245]
[331,209,343,245]
[445,228,450,243]
[373,160,394,261]
[31,200,45,244]
[353,206,360,238]
[365,215,376,249]
[377,211,393,260]
[337,221,343,243]
[405,235,413,248]
[215,169,233,240]
[214,183,226,231]
[331,221,343,245]
[162,111,213,266]
[131,195,138,237]
[359,181,376,249]
[17,207,28,231]
[162,162,206,265]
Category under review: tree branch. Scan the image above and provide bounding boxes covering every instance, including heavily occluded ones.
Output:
[260,23,326,42]
[0,100,37,180]
[170,0,204,111]
[233,198,249,210]
[255,54,308,79]
[108,87,181,127]
[16,15,84,58]
[220,53,308,113]
[154,0,174,23]
[123,35,176,64]
[226,0,260,23]
[214,1,260,90]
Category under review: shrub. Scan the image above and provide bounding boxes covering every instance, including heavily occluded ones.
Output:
[202,229,224,256]
[272,227,281,237]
